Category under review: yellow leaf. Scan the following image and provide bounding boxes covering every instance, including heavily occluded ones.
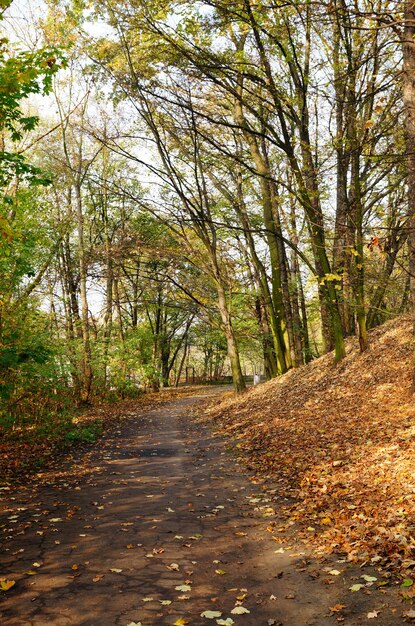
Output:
[92,574,104,582]
[173,619,189,626]
[0,579,15,591]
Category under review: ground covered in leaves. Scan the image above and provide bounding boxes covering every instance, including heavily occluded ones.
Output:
[1,389,411,624]
[0,387,201,482]
[209,316,415,584]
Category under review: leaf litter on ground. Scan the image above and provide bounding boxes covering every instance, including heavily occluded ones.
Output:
[207,316,415,579]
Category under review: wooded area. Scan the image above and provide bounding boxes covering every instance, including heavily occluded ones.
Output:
[1,0,415,435]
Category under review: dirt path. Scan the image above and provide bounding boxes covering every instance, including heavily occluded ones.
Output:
[0,389,405,625]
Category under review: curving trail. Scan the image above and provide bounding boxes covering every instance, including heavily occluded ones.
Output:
[0,389,402,625]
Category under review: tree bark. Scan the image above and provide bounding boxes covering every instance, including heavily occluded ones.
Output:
[403,1,415,388]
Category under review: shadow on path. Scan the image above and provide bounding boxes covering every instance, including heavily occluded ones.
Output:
[0,389,403,625]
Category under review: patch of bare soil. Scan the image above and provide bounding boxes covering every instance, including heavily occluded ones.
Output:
[208,317,415,583]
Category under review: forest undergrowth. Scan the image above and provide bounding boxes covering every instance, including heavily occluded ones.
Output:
[0,386,202,482]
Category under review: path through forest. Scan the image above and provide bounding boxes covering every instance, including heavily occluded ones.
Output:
[0,389,405,625]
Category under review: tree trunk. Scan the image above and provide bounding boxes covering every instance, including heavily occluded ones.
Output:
[403,1,415,388]
[74,182,93,404]
[216,278,246,392]
[234,87,291,373]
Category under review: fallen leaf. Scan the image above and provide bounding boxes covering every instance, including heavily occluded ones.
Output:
[350,584,365,592]
[175,584,192,592]
[110,568,123,573]
[167,563,180,571]
[215,569,226,575]
[200,610,222,618]
[403,609,415,619]
[173,619,189,626]
[142,597,154,602]
[367,611,379,619]
[230,606,250,615]
[159,600,172,605]
[330,604,346,613]
[0,579,15,591]
[402,579,414,587]
[361,575,377,582]
[328,570,341,576]
[216,620,234,625]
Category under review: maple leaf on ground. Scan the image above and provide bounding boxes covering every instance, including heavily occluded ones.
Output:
[200,610,222,618]
[173,619,189,626]
[0,579,15,591]
[230,606,250,615]
[361,575,377,582]
[175,584,192,592]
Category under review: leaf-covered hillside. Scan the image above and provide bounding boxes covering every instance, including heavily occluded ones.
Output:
[210,316,415,575]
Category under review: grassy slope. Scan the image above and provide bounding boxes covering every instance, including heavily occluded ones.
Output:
[210,316,415,573]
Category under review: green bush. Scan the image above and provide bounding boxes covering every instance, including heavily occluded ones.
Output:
[65,421,103,444]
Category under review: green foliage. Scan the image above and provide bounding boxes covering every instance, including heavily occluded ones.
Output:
[65,421,103,444]
[0,17,66,438]
[0,314,70,432]
[0,39,63,143]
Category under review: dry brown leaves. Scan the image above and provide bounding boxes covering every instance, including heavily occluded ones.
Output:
[209,316,415,575]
